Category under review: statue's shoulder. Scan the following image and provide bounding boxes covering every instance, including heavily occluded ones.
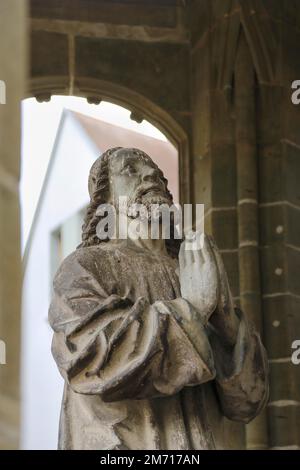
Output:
[56,244,113,277]
[52,245,117,295]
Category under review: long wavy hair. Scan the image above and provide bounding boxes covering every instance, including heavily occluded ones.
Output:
[78,147,181,258]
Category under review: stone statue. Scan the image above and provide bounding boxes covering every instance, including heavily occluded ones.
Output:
[49,147,269,450]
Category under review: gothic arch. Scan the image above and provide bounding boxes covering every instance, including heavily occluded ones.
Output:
[26,76,191,204]
[217,0,277,91]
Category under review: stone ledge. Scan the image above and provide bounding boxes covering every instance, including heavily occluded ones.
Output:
[31,18,189,44]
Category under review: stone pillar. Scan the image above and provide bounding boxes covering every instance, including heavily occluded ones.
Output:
[257,4,300,449]
[234,30,268,450]
[190,1,245,449]
[0,0,27,449]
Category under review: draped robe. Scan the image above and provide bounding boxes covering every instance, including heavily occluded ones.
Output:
[49,240,268,450]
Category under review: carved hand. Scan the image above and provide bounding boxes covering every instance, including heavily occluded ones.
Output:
[179,232,219,325]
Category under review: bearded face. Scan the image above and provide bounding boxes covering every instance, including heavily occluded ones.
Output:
[82,147,180,252]
[130,185,172,220]
[107,148,173,221]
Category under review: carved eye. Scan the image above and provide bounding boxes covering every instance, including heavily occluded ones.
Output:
[122,164,136,175]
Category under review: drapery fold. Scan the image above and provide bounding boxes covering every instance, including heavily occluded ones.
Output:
[49,254,216,400]
[49,245,269,449]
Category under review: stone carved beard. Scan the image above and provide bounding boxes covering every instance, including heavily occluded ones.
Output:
[127,185,173,222]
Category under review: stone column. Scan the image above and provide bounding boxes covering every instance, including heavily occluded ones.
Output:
[234,30,268,450]
[257,5,300,449]
[0,0,27,449]
[190,1,245,449]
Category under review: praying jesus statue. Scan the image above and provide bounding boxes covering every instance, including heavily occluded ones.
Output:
[49,147,268,450]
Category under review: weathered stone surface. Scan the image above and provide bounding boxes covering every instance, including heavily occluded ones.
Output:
[0,185,22,444]
[286,205,300,247]
[30,0,179,28]
[263,295,300,359]
[283,142,300,206]
[49,148,268,450]
[210,144,237,207]
[193,151,212,209]
[0,0,26,450]
[257,86,282,146]
[286,246,300,295]
[261,0,283,23]
[238,246,261,293]
[189,0,211,46]
[258,144,283,204]
[30,30,68,77]
[268,405,300,448]
[269,361,300,403]
[191,44,211,207]
[189,0,239,50]
[238,203,259,243]
[282,21,300,83]
[75,37,189,111]
[260,245,286,295]
[206,208,237,250]
[259,204,284,246]
[221,251,240,299]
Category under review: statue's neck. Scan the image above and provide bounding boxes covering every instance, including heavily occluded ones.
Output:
[128,236,168,256]
[114,215,168,256]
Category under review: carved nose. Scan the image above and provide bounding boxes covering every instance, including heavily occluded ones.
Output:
[142,168,157,182]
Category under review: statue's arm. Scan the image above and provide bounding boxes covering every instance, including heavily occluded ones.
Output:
[49,249,216,402]
[178,235,269,423]
[209,307,269,423]
[207,242,269,423]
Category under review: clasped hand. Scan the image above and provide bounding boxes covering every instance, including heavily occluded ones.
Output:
[179,232,234,329]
